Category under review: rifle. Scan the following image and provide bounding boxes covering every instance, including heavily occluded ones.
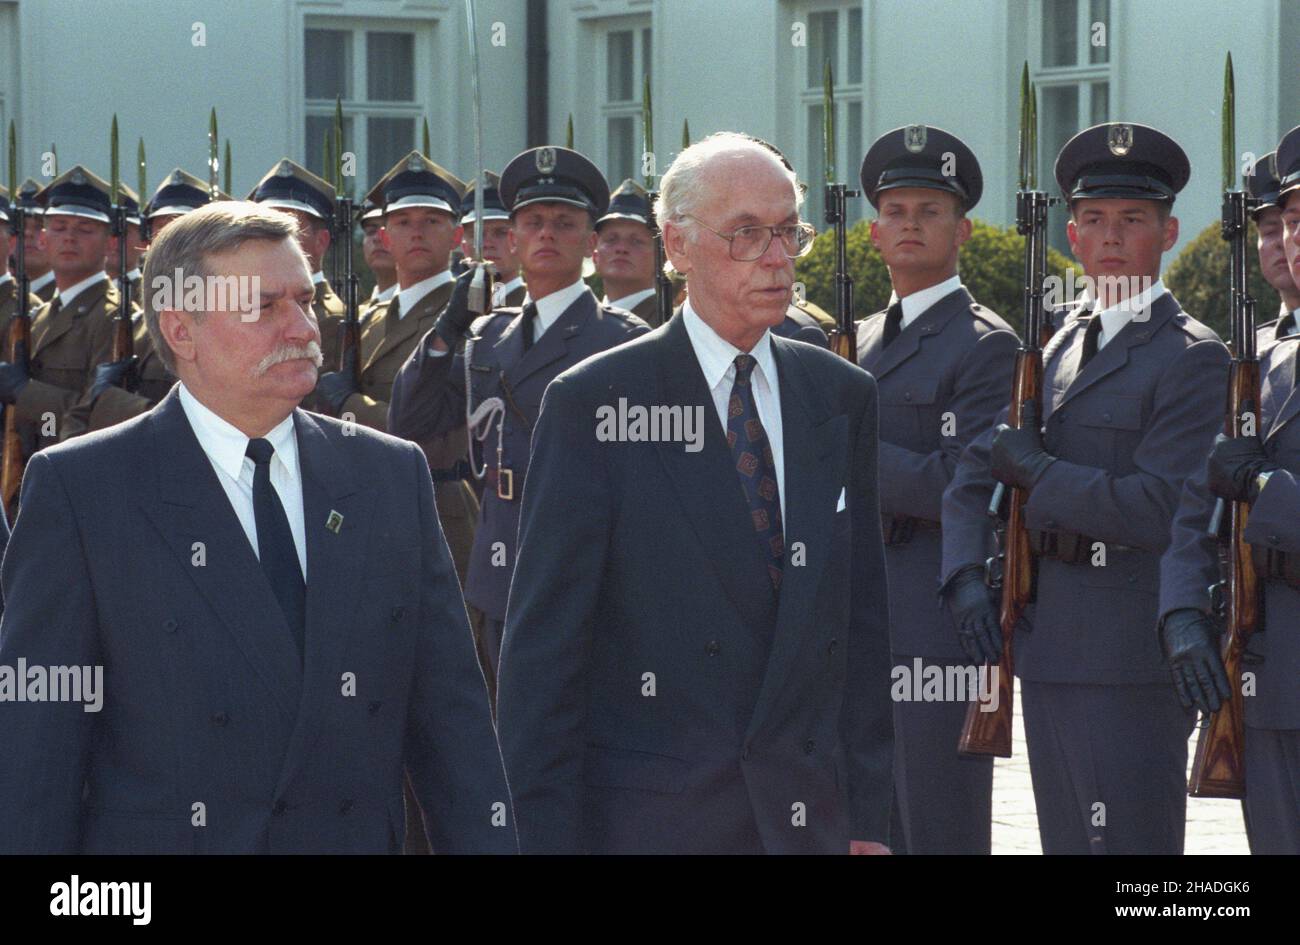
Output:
[1,121,31,524]
[642,75,674,327]
[464,0,494,316]
[1190,53,1257,799]
[137,138,149,245]
[959,65,1054,757]
[331,98,361,382]
[207,108,219,201]
[822,58,857,363]
[109,116,135,373]
[223,139,232,197]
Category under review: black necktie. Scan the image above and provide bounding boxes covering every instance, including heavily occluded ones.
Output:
[384,297,401,335]
[245,438,306,658]
[727,354,784,591]
[881,301,904,348]
[1078,314,1103,370]
[520,302,539,352]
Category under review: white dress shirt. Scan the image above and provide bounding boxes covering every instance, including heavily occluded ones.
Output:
[53,271,108,308]
[0,274,11,288]
[369,283,397,306]
[522,278,588,343]
[888,273,963,330]
[492,274,525,308]
[29,271,55,297]
[178,383,308,579]
[1083,277,1168,351]
[394,269,454,320]
[682,299,786,520]
[606,287,655,313]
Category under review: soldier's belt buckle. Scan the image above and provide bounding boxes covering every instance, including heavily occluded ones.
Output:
[497,467,514,501]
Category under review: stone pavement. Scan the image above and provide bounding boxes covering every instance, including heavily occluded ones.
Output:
[991,681,1250,854]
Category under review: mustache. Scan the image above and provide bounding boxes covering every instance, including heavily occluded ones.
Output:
[253,341,323,377]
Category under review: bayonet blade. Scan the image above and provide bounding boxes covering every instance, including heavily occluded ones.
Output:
[566,114,574,150]
[1222,52,1235,193]
[137,138,147,209]
[334,95,345,197]
[823,58,835,183]
[208,108,218,198]
[422,117,430,159]
[682,118,691,150]
[7,121,15,199]
[1018,62,1030,192]
[1028,82,1039,191]
[642,74,654,189]
[110,115,121,205]
[223,139,231,195]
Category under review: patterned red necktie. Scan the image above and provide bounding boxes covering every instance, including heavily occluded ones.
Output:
[727,354,784,590]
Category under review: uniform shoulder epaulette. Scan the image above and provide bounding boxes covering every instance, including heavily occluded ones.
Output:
[967,301,1014,333]
[599,302,651,330]
[791,296,836,329]
[471,307,518,334]
[1169,309,1221,343]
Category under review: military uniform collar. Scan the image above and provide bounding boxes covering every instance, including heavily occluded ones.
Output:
[311,270,326,286]
[523,278,588,338]
[54,270,108,308]
[29,271,55,295]
[370,283,397,304]
[0,273,11,288]
[889,273,963,328]
[395,269,454,319]
[606,286,656,312]
[493,274,525,307]
[1082,277,1167,349]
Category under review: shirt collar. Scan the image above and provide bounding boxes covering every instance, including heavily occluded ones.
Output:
[523,278,589,335]
[55,271,108,308]
[606,286,656,312]
[177,383,300,485]
[889,274,963,328]
[682,298,776,391]
[494,274,525,302]
[312,270,326,286]
[371,283,397,304]
[1088,277,1167,339]
[395,269,454,318]
[126,267,141,282]
[0,274,12,288]
[30,271,55,294]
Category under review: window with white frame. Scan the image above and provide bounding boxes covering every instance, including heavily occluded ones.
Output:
[597,21,652,186]
[797,4,864,228]
[304,23,431,194]
[1033,0,1113,252]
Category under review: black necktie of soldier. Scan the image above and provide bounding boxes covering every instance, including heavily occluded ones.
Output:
[727,354,784,591]
[520,302,539,352]
[881,301,904,348]
[1079,314,1103,369]
[246,438,306,659]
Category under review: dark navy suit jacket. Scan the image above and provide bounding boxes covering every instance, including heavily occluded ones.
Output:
[497,312,894,853]
[0,388,515,853]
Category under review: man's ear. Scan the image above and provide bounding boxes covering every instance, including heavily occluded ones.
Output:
[160,309,196,366]
[662,220,691,275]
[954,214,973,248]
[1066,218,1081,259]
[1162,214,1179,252]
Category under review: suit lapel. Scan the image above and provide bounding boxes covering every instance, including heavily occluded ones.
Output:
[274,410,371,797]
[1055,294,1177,409]
[140,390,304,721]
[653,314,775,630]
[746,339,846,737]
[506,289,595,388]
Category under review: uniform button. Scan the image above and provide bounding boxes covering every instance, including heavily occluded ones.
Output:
[339,799,354,815]
[705,640,721,657]
[1102,412,1112,423]
[1268,534,1280,545]
[804,739,816,754]
[827,638,838,654]
[163,618,178,634]
[368,701,382,714]
[903,392,913,402]
[273,799,287,815]
[390,606,405,622]
[210,711,229,726]
[1127,574,1137,584]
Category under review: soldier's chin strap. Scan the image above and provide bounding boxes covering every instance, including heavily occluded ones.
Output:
[464,334,506,481]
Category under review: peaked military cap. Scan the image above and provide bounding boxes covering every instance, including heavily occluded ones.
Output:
[148,168,222,221]
[248,158,335,221]
[1055,122,1189,203]
[460,170,509,224]
[597,178,652,228]
[357,197,384,224]
[365,151,465,217]
[1274,125,1300,208]
[499,146,610,216]
[37,166,114,223]
[1246,150,1282,217]
[17,178,44,216]
[860,125,983,211]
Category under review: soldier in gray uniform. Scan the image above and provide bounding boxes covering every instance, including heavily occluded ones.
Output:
[1246,153,1300,347]
[856,126,1019,854]
[388,146,650,679]
[941,123,1229,854]
[1159,124,1300,854]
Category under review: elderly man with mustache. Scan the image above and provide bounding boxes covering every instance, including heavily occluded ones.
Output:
[0,201,514,854]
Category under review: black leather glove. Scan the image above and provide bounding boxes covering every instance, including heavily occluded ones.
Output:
[1160,608,1231,714]
[990,403,1056,491]
[314,365,359,415]
[1207,432,1278,504]
[941,565,1002,666]
[89,355,138,402]
[0,341,30,405]
[432,265,480,347]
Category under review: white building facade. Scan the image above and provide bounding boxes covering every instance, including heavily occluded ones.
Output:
[1,0,1296,257]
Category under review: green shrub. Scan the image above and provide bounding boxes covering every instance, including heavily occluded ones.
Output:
[795,218,1073,337]
[1164,219,1280,341]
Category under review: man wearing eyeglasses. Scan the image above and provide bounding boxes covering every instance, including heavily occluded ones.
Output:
[496,132,893,854]
[387,147,650,682]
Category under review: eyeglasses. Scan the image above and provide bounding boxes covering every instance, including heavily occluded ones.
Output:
[683,214,817,261]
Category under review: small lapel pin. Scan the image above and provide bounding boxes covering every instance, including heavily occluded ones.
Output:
[325,510,344,534]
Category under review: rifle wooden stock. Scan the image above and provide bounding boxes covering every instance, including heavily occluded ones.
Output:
[0,311,29,524]
[1189,358,1259,798]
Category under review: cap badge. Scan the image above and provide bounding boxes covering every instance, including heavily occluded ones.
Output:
[406,153,424,173]
[276,160,294,177]
[170,170,184,185]
[904,125,928,154]
[535,147,557,175]
[1107,124,1134,157]
[70,168,87,186]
